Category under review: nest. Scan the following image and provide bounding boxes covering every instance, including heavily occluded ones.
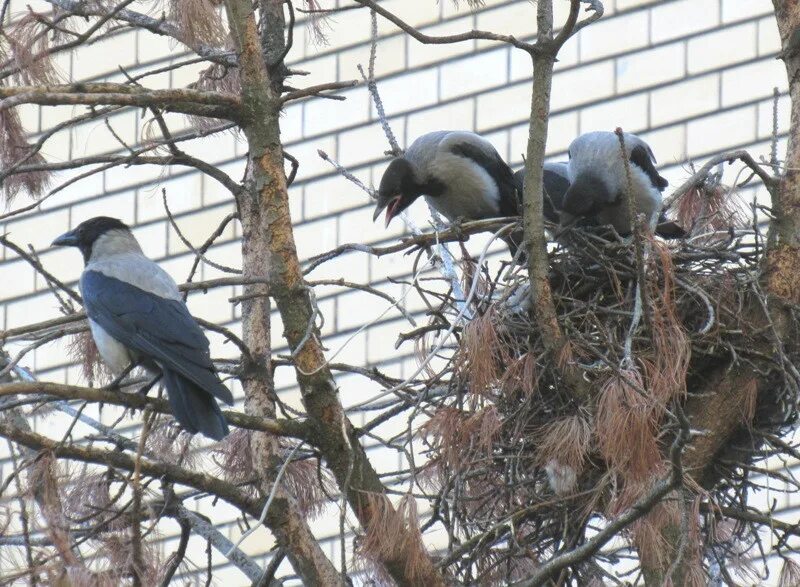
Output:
[408,206,800,583]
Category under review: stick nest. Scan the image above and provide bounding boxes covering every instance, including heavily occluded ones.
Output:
[409,212,799,583]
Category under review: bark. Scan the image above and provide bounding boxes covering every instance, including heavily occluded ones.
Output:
[222,0,341,584]
[223,0,444,584]
[771,1,800,250]
[684,0,800,500]
[523,0,589,399]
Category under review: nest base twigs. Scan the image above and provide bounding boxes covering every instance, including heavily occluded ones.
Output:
[401,220,799,584]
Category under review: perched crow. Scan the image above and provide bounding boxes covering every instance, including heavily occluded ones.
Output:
[374,131,518,224]
[513,158,685,239]
[560,131,685,237]
[373,130,569,258]
[53,217,233,440]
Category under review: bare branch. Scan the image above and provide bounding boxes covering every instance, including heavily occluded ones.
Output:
[351,0,537,53]
[280,80,359,103]
[0,418,262,514]
[0,381,308,438]
[664,150,778,210]
[41,0,237,66]
[0,83,240,120]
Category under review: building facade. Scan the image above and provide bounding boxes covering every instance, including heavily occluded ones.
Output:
[0,0,792,583]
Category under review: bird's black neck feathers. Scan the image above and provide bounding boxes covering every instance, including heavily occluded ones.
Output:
[73,217,130,263]
[419,175,446,198]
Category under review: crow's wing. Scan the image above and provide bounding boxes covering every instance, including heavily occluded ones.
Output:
[81,270,233,405]
[628,141,668,191]
[446,137,520,217]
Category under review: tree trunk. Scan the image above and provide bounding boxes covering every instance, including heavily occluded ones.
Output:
[223,0,445,584]
[224,0,342,582]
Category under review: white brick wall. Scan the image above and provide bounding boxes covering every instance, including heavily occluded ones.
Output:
[0,0,793,583]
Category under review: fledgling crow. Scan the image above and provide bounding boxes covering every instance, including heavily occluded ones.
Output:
[53,217,233,440]
[513,159,685,239]
[373,130,567,258]
[560,131,685,238]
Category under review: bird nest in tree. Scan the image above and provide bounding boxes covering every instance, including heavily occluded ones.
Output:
[402,193,799,583]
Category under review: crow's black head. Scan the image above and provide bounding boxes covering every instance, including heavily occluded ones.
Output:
[373,158,422,227]
[52,216,130,262]
[562,174,614,217]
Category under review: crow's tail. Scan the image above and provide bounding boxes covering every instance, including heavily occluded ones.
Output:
[162,369,230,440]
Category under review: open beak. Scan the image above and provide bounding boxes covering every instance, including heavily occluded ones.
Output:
[373,195,402,228]
[52,229,79,247]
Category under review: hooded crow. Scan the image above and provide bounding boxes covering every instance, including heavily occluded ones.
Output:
[514,158,685,239]
[560,131,685,238]
[53,217,233,440]
[374,131,570,258]
[374,131,518,224]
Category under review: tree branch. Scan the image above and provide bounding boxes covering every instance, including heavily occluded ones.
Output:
[351,0,538,53]
[279,80,359,103]
[0,84,240,120]
[41,0,238,67]
[0,419,262,515]
[663,149,778,211]
[0,381,308,438]
[523,0,590,399]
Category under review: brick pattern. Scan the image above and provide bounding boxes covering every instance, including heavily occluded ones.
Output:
[0,0,792,582]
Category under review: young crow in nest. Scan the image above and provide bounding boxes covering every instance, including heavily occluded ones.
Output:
[53,217,233,440]
[514,158,684,239]
[373,130,569,260]
[555,130,685,238]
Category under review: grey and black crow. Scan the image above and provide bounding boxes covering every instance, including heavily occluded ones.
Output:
[373,131,569,257]
[559,131,685,237]
[53,217,233,440]
[374,131,519,226]
[513,158,685,239]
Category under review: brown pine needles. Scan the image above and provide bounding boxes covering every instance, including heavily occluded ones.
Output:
[397,198,797,582]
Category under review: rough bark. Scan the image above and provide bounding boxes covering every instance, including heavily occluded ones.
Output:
[223,0,444,584]
[224,0,341,583]
[523,0,588,399]
[771,1,800,249]
[684,0,800,500]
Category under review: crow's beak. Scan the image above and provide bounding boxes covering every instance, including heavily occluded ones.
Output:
[372,200,387,223]
[373,195,402,228]
[52,229,79,247]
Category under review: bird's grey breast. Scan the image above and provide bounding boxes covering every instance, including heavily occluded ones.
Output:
[88,318,134,374]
